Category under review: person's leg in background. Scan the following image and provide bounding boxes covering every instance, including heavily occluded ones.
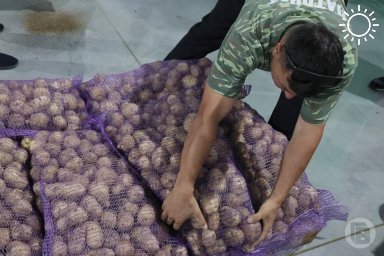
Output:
[268,94,303,140]
[0,23,19,70]
[164,0,245,60]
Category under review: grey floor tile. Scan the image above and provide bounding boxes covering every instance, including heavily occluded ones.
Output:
[296,224,384,256]
[95,0,216,63]
[0,1,138,81]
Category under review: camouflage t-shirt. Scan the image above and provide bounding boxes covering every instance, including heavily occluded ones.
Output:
[208,0,358,124]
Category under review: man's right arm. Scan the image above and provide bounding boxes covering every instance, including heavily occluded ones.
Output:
[161,84,235,230]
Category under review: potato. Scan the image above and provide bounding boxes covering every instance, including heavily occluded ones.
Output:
[161,137,177,154]
[7,113,25,128]
[117,212,134,231]
[64,156,83,172]
[0,227,10,247]
[118,135,135,151]
[115,240,135,256]
[121,102,139,118]
[121,200,139,215]
[0,179,6,195]
[137,204,156,226]
[33,149,51,166]
[95,167,118,186]
[3,165,29,189]
[103,229,120,248]
[273,220,288,234]
[85,221,104,249]
[81,196,103,220]
[201,193,221,215]
[206,239,226,256]
[205,148,218,167]
[10,223,32,242]
[68,226,86,255]
[52,201,70,219]
[208,168,226,192]
[8,241,31,256]
[88,248,115,256]
[224,227,245,246]
[185,230,204,255]
[169,153,181,169]
[137,156,152,171]
[100,211,117,229]
[127,185,145,203]
[28,112,49,129]
[12,148,29,164]
[220,206,241,227]
[58,148,77,166]
[151,147,167,169]
[270,143,284,155]
[131,227,160,253]
[201,229,217,247]
[127,148,140,164]
[228,175,247,194]
[11,199,33,216]
[88,181,110,207]
[241,222,262,243]
[0,138,16,153]
[67,206,88,226]
[138,140,157,155]
[0,152,13,166]
[93,144,109,157]
[48,102,64,116]
[58,182,86,200]
[52,236,68,256]
[283,196,298,218]
[160,172,176,189]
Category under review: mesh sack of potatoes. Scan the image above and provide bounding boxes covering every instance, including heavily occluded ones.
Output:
[0,77,87,130]
[79,58,212,116]
[223,100,349,255]
[0,137,44,256]
[25,130,188,256]
[100,89,266,255]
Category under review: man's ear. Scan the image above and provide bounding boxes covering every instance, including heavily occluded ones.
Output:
[274,42,283,55]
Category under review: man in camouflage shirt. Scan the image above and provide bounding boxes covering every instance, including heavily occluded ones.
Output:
[161,0,358,248]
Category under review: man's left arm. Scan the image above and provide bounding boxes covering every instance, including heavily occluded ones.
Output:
[247,115,324,245]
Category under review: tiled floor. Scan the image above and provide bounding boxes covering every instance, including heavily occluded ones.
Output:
[1,0,383,255]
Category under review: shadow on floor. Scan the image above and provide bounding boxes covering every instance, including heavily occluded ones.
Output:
[345,57,384,105]
[0,0,54,11]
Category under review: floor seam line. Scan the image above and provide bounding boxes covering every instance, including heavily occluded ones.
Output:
[294,222,384,255]
[95,0,142,66]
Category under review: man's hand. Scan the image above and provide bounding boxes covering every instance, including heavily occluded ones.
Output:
[247,198,281,246]
[161,187,207,231]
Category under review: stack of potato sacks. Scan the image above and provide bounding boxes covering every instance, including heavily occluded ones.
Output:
[0,58,347,256]
[0,76,88,256]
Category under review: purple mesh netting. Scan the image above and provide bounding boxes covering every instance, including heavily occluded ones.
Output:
[0,137,44,255]
[0,76,87,131]
[40,179,54,256]
[0,128,38,138]
[223,100,349,255]
[28,130,188,255]
[97,59,262,255]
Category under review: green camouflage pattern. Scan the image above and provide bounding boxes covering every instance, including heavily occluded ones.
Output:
[208,0,358,124]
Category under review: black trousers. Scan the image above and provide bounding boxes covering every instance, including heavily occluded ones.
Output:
[164,0,347,139]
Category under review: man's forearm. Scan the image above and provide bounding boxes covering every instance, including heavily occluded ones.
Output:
[174,114,218,192]
[270,117,324,204]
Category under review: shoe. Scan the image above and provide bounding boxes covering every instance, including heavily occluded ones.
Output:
[0,52,18,70]
[0,23,4,33]
[369,77,384,92]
